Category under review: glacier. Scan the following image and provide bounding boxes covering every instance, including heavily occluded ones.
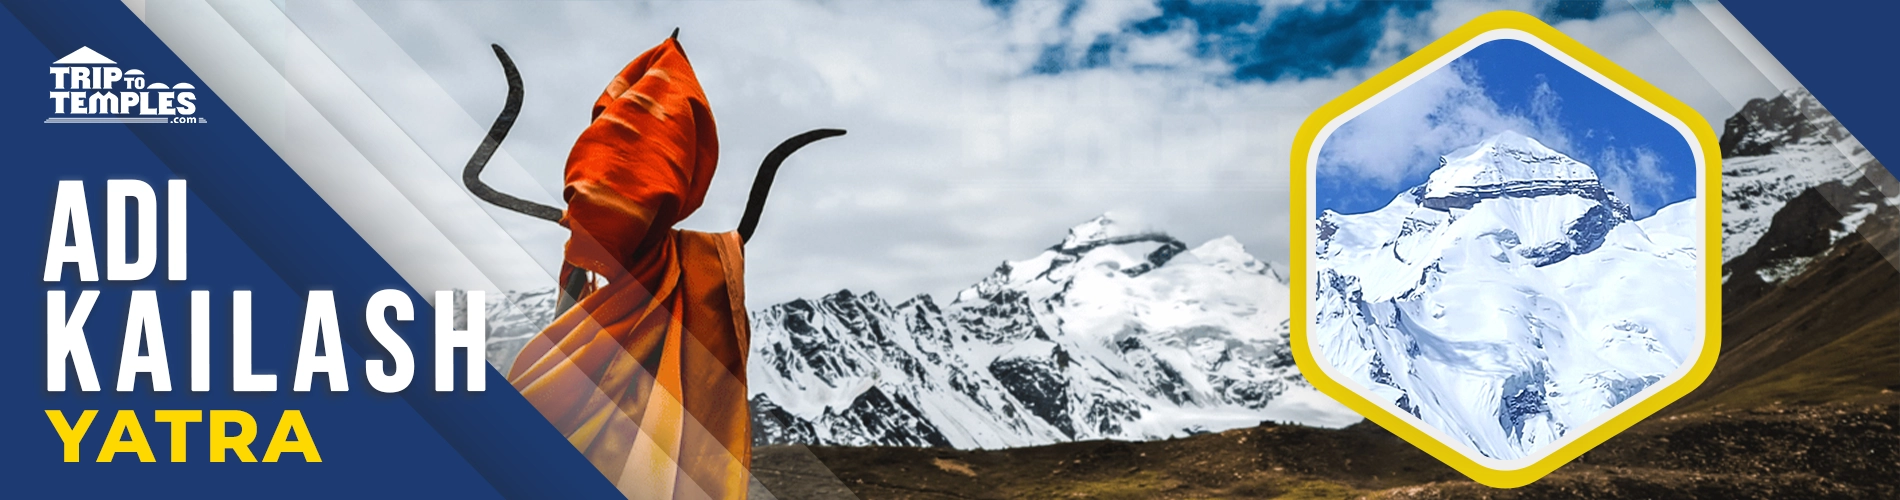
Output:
[1311,131,1700,461]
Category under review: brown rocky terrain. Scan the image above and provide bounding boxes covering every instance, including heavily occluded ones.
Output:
[755,396,1897,499]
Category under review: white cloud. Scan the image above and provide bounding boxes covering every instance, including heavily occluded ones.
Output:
[288,1,1788,306]
[1318,62,1567,192]
[1594,145,1675,218]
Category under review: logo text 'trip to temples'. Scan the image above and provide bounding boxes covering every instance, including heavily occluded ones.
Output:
[47,46,202,124]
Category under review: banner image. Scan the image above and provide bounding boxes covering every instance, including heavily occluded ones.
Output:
[7,1,1895,498]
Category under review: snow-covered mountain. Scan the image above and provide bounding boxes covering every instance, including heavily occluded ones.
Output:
[480,215,1358,449]
[1717,87,1895,310]
[1311,131,1700,461]
[747,216,1359,449]
[1720,87,1882,264]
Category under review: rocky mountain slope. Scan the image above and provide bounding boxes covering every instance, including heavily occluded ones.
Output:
[1720,87,1880,263]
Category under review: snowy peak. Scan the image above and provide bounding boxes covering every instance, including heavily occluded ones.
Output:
[1721,87,1858,160]
[1419,132,1617,216]
[966,214,1192,302]
[1057,213,1172,252]
[1059,214,1126,249]
[1323,133,1633,269]
[1425,132,1593,191]
[1189,235,1278,278]
[1433,131,1595,187]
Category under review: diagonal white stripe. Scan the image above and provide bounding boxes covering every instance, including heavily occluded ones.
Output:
[130,0,543,297]
[202,0,564,291]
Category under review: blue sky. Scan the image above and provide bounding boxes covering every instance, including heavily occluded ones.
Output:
[1013,0,1628,81]
[1024,0,1434,79]
[1316,39,1699,218]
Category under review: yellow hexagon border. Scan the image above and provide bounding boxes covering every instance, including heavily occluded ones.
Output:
[1287,11,1723,489]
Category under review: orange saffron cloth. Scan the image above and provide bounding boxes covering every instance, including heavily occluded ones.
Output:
[506,37,752,499]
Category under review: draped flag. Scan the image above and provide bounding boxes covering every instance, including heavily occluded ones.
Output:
[506,37,753,499]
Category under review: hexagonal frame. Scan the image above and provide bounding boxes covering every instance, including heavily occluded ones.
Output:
[1287,11,1722,488]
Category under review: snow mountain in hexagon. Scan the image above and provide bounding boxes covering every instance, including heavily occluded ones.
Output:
[1311,131,1700,461]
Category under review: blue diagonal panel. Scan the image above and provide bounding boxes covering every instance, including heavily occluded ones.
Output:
[1724,0,1897,178]
[0,1,617,497]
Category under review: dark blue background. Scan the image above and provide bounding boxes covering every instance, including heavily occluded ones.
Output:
[1725,0,1898,179]
[0,1,617,497]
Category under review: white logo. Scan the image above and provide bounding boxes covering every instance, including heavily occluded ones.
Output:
[46,47,203,124]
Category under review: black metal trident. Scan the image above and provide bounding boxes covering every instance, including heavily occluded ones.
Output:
[464,37,844,312]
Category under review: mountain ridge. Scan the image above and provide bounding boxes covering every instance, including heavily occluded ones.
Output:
[745,214,1356,449]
